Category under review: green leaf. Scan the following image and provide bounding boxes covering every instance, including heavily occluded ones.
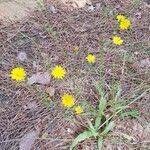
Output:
[70,130,94,150]
[115,106,128,111]
[114,85,122,101]
[97,137,103,150]
[93,81,106,130]
[94,82,106,116]
[87,119,98,137]
[94,116,102,130]
[119,110,139,119]
[101,121,114,135]
[87,119,95,131]
[98,93,106,117]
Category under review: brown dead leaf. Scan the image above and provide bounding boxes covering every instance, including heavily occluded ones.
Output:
[23,101,38,110]
[46,87,55,97]
[41,132,48,139]
[17,51,27,62]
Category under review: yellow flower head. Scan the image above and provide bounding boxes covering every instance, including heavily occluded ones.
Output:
[86,54,96,63]
[119,18,131,30]
[10,67,26,81]
[116,15,126,22]
[51,66,66,79]
[75,106,83,114]
[112,36,123,45]
[62,94,75,108]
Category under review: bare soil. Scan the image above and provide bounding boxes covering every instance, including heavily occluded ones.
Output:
[0,0,37,22]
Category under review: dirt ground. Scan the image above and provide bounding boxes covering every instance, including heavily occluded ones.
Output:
[0,0,150,150]
[0,0,37,22]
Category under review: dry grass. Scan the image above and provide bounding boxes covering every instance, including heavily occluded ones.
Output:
[0,0,150,149]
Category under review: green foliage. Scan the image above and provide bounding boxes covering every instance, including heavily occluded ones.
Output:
[43,93,56,108]
[70,81,142,149]
[100,121,115,136]
[97,137,103,150]
[94,81,107,130]
[119,110,139,119]
[70,82,114,150]
[45,25,57,38]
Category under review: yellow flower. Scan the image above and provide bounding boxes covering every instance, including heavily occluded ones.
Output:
[75,106,83,114]
[10,67,26,81]
[51,66,66,79]
[62,94,75,108]
[116,15,126,22]
[112,36,123,45]
[86,54,96,63]
[119,18,131,30]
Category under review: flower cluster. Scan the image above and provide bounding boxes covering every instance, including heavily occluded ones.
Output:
[113,15,131,46]
[61,93,83,114]
[112,36,123,45]
[10,14,132,115]
[116,15,131,30]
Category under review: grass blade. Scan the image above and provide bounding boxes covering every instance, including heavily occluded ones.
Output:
[101,121,114,135]
[87,119,98,137]
[93,81,107,130]
[94,116,102,130]
[119,110,139,119]
[97,137,103,150]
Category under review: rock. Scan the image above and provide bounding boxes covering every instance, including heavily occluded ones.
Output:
[0,0,37,23]
[27,72,51,85]
[19,130,39,150]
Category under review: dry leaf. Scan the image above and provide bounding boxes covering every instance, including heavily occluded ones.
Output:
[17,52,27,62]
[41,132,48,139]
[23,101,37,110]
[48,4,57,13]
[19,131,38,150]
[33,61,37,68]
[46,87,55,97]
[27,72,51,85]
[95,3,101,10]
